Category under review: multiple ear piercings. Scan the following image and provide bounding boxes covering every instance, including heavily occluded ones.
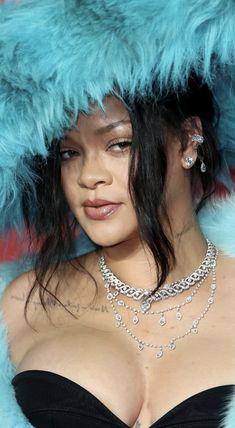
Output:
[184,134,206,173]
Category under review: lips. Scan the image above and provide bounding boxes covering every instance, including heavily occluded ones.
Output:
[82,199,122,220]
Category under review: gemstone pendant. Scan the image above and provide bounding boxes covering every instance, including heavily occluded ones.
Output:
[176,311,182,321]
[141,301,151,313]
[156,350,163,358]
[133,315,139,325]
[159,315,166,326]
[138,343,144,351]
[168,341,176,350]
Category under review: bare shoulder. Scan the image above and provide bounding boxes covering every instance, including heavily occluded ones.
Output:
[0,269,36,340]
[0,250,100,330]
[0,251,99,367]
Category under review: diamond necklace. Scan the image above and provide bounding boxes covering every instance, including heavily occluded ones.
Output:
[98,246,218,358]
[99,240,216,313]
[110,270,209,327]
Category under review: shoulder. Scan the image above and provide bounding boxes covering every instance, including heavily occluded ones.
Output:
[0,269,36,341]
[0,250,99,367]
[0,249,100,334]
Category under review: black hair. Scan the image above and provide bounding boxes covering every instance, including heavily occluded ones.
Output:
[22,75,221,324]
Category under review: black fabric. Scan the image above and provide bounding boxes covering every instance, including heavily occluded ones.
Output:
[12,370,232,427]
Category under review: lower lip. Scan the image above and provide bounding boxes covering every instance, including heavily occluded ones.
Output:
[83,204,122,220]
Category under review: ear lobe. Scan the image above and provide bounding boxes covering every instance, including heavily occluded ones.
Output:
[181,140,198,169]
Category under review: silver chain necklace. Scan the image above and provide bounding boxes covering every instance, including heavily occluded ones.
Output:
[98,244,218,358]
[99,240,216,313]
[110,270,209,327]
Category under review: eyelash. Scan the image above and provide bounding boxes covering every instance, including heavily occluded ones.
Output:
[60,140,132,160]
[108,140,132,151]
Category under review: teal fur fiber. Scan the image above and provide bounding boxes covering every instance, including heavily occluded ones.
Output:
[1,0,235,229]
[1,0,235,426]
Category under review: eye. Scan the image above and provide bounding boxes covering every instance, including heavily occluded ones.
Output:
[60,149,80,160]
[108,140,132,152]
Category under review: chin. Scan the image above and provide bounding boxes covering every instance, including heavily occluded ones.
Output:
[85,233,126,248]
[81,224,137,248]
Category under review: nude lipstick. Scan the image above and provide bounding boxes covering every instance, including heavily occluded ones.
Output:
[82,199,122,220]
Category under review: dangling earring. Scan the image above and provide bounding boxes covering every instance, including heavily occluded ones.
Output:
[198,156,206,173]
[184,156,195,169]
[191,134,206,173]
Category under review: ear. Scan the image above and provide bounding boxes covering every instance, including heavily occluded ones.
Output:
[180,117,203,170]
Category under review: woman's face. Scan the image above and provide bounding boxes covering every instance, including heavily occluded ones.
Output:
[60,95,194,247]
[60,96,139,247]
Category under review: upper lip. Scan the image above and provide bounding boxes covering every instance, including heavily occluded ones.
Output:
[82,199,120,207]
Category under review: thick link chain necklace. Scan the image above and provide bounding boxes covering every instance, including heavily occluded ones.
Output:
[98,241,218,358]
[99,240,216,312]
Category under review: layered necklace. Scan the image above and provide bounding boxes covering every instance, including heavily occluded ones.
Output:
[98,240,218,358]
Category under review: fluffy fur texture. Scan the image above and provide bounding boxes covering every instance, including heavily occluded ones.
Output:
[1,0,235,426]
[0,193,235,427]
[1,0,235,229]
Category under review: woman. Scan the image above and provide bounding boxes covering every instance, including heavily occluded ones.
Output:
[0,1,235,427]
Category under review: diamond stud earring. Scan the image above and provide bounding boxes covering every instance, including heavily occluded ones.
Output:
[184,156,195,168]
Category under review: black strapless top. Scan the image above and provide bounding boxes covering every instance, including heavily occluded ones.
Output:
[12,370,232,428]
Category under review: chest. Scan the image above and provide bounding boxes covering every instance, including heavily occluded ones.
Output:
[12,299,235,428]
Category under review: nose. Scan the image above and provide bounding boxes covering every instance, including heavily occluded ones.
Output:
[77,155,113,189]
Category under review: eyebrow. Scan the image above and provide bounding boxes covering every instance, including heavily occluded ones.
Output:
[94,119,131,135]
[63,119,132,144]
[67,119,131,135]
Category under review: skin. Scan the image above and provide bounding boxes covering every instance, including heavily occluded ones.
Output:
[60,95,207,288]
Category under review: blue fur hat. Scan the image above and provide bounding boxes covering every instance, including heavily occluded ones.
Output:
[1,0,235,230]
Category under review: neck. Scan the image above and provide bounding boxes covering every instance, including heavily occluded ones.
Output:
[101,216,208,290]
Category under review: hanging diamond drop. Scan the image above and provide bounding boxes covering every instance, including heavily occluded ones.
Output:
[176,310,182,321]
[192,320,199,328]
[168,341,176,351]
[141,301,151,313]
[156,350,163,358]
[138,343,144,351]
[133,315,139,325]
[159,315,166,326]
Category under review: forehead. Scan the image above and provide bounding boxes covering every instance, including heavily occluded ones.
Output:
[77,95,130,131]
